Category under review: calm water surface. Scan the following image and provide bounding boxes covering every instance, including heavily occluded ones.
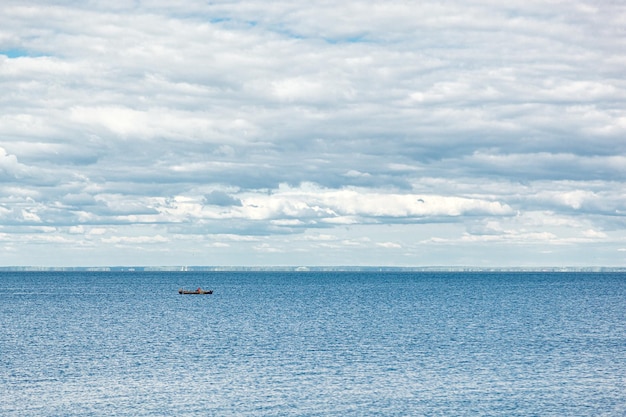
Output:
[1,271,625,416]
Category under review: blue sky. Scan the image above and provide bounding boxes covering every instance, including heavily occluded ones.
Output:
[1,0,625,267]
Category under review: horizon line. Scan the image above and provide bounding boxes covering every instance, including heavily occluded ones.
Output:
[1,265,625,272]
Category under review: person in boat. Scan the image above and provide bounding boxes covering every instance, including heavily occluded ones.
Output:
[197,287,202,293]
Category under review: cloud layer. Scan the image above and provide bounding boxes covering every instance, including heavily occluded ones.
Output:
[1,0,625,266]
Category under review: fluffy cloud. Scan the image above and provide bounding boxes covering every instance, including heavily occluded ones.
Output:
[0,147,24,179]
[0,0,624,266]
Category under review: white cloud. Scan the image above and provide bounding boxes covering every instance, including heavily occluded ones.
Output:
[68,225,84,234]
[207,242,230,248]
[101,235,169,244]
[581,229,608,239]
[149,183,514,229]
[377,242,402,249]
[0,0,625,266]
[253,243,282,253]
[0,147,28,179]
[20,209,41,223]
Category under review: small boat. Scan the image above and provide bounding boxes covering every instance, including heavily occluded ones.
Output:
[178,288,213,295]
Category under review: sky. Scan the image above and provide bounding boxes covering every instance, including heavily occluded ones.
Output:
[1,0,625,267]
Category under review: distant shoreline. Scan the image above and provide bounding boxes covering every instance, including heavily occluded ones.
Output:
[1,266,625,272]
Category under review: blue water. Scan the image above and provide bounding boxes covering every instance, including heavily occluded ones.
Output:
[1,271,625,416]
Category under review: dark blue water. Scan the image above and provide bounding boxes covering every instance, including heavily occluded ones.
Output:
[1,271,625,416]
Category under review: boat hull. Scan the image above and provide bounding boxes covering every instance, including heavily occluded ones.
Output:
[178,289,213,294]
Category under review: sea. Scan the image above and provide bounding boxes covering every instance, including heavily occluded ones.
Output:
[1,271,625,416]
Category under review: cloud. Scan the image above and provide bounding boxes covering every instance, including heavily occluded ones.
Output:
[204,191,242,207]
[101,235,169,244]
[68,225,84,234]
[377,242,402,249]
[0,147,29,179]
[0,0,625,266]
[153,183,514,234]
[465,152,626,181]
